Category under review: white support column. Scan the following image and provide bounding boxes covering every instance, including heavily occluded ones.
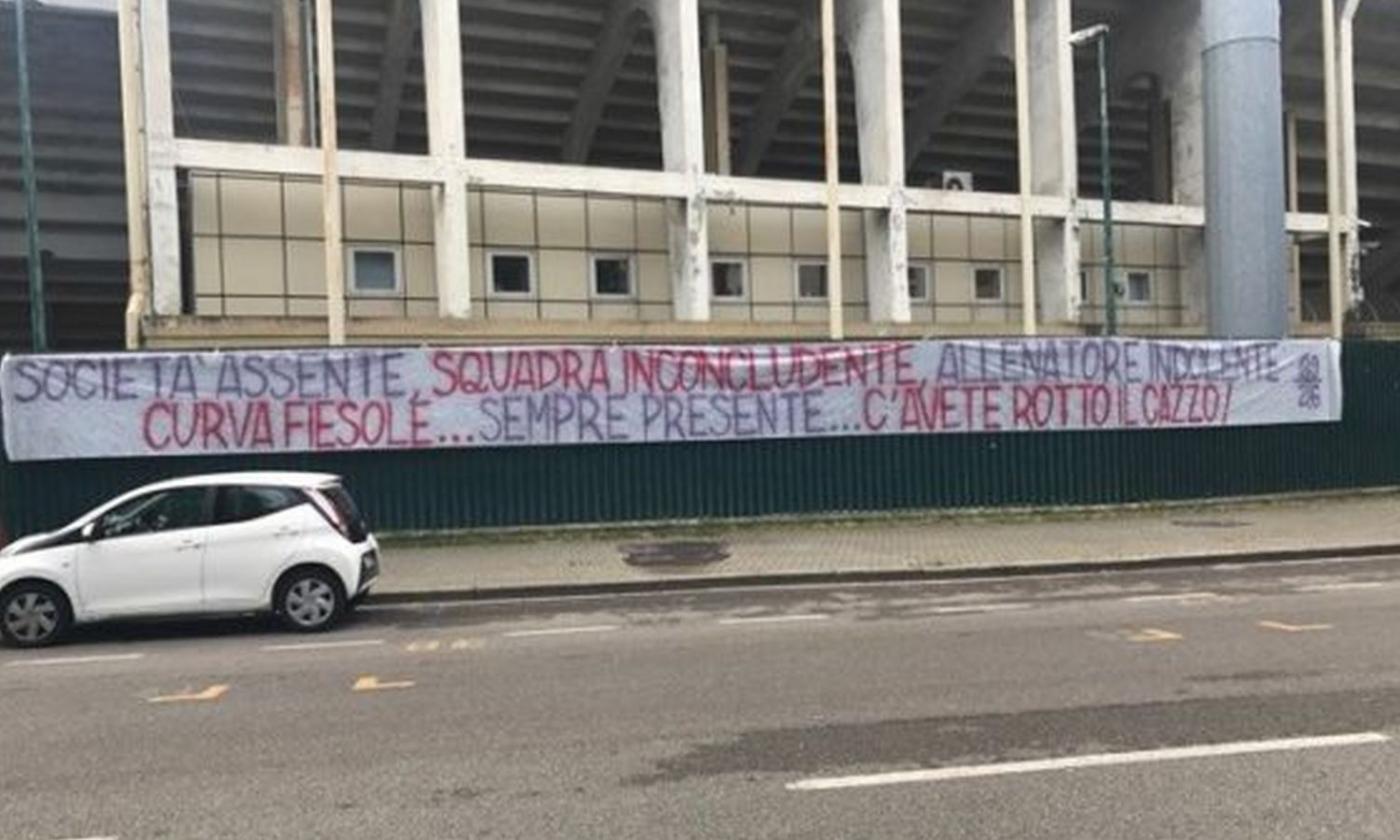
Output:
[702,14,731,175]
[140,0,181,316]
[1027,0,1077,327]
[275,0,309,146]
[646,0,710,322]
[119,0,149,347]
[314,0,346,344]
[1322,0,1344,339]
[420,0,471,319]
[839,0,909,325]
[1339,0,1365,310]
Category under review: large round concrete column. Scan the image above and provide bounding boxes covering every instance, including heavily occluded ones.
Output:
[1203,0,1289,338]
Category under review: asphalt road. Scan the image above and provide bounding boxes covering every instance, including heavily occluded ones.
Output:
[5,555,1400,839]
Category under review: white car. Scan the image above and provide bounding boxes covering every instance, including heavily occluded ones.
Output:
[0,472,380,648]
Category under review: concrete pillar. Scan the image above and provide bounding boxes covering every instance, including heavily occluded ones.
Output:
[140,0,182,316]
[839,0,909,325]
[1145,83,1173,204]
[702,15,731,175]
[274,0,309,146]
[1204,0,1288,338]
[1027,0,1078,324]
[421,0,471,319]
[646,0,710,322]
[1111,0,1204,205]
[1109,0,1208,326]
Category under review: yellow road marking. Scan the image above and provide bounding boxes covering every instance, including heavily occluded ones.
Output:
[406,640,442,653]
[1258,620,1333,633]
[353,675,415,692]
[148,684,229,704]
[1125,628,1183,643]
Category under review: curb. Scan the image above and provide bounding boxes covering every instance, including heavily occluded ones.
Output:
[363,542,1400,605]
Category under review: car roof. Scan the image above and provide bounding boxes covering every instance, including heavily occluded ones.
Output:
[135,471,342,493]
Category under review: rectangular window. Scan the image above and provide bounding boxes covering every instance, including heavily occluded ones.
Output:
[974,266,1004,301]
[796,262,828,300]
[1127,270,1153,303]
[711,260,746,299]
[1079,270,1089,302]
[908,265,931,302]
[592,255,633,297]
[489,251,533,296]
[349,247,401,296]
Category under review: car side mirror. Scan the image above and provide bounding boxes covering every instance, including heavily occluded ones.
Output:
[81,521,99,542]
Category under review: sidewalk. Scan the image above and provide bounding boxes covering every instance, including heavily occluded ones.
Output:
[370,492,1400,601]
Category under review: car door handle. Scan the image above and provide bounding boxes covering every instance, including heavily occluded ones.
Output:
[275,527,300,537]
[175,539,201,553]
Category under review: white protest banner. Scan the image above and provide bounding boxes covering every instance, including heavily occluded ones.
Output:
[1,339,1342,462]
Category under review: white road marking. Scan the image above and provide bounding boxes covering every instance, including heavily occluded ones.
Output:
[717,614,831,626]
[1123,591,1223,603]
[261,639,386,652]
[56,836,120,840]
[787,732,1392,792]
[1295,581,1389,592]
[6,653,144,668]
[929,603,1031,615]
[503,624,621,638]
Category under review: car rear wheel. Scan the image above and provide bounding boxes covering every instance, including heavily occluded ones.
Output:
[275,569,345,633]
[1,582,72,648]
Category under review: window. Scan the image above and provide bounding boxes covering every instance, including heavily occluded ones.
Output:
[796,262,828,300]
[974,267,1004,301]
[1080,270,1089,302]
[215,486,305,525]
[592,256,633,297]
[489,252,533,296]
[908,265,931,302]
[349,247,401,296]
[98,488,209,539]
[1126,270,1153,303]
[712,260,746,299]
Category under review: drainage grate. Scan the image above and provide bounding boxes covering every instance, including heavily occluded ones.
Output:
[620,541,731,569]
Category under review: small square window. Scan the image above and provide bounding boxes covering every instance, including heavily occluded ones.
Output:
[592,256,632,297]
[797,262,828,299]
[974,267,1003,301]
[349,248,400,295]
[712,260,746,299]
[908,265,930,301]
[1127,270,1152,303]
[490,252,533,295]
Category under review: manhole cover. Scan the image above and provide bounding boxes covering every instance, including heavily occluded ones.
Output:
[620,541,731,568]
[1170,519,1251,529]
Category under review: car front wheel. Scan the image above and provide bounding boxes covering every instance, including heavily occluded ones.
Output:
[275,569,346,633]
[1,582,73,648]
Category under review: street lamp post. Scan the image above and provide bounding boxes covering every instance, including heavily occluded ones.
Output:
[1071,24,1115,336]
[13,0,47,351]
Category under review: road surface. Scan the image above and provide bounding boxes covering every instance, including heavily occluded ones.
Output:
[4,554,1400,839]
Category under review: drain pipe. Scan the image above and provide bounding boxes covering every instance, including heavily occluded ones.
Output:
[117,0,149,350]
[1339,0,1365,312]
[1203,0,1288,338]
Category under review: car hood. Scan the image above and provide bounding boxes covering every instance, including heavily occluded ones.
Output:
[1,529,65,558]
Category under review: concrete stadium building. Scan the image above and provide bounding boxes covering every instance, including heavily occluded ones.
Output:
[4,0,1400,349]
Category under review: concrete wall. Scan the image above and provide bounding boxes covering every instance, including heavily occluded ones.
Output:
[192,172,1194,330]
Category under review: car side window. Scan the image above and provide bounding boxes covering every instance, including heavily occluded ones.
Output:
[215,486,305,525]
[99,488,210,539]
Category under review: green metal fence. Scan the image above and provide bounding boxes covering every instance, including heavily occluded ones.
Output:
[3,341,1398,538]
